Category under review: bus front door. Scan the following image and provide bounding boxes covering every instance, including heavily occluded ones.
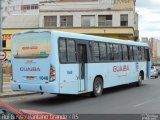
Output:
[77,44,87,92]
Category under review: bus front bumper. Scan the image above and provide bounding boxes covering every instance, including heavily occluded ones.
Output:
[10,82,59,94]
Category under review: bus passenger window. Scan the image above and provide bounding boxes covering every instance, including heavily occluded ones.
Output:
[133,46,138,61]
[108,43,113,60]
[99,42,107,61]
[91,42,100,62]
[122,45,128,61]
[145,48,150,61]
[59,39,67,63]
[89,42,100,62]
[113,44,121,61]
[67,39,76,62]
[138,47,142,61]
[141,47,145,61]
[129,46,133,60]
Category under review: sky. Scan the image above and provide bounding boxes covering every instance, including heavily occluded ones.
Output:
[136,0,160,38]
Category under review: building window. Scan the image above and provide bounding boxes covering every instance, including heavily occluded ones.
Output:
[81,15,95,27]
[120,14,128,26]
[2,40,6,48]
[98,15,112,27]
[23,5,30,10]
[31,4,38,9]
[60,16,73,27]
[44,16,57,27]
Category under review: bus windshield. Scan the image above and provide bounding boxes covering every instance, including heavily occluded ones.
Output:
[12,31,51,58]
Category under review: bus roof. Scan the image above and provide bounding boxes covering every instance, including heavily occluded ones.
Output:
[13,30,148,47]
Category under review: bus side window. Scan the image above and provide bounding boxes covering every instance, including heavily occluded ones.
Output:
[122,45,128,61]
[89,42,100,62]
[113,44,121,61]
[59,38,67,63]
[133,46,138,61]
[93,42,100,62]
[108,43,114,60]
[99,42,107,61]
[89,41,94,62]
[138,47,142,61]
[66,39,77,62]
[129,46,133,61]
[145,48,150,61]
[106,43,109,61]
[119,44,123,60]
[141,47,145,61]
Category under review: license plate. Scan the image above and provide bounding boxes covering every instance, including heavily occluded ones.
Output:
[26,76,36,80]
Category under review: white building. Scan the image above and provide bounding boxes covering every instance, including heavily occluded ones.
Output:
[2,0,39,19]
[39,0,137,28]
[149,38,160,63]
[2,0,138,40]
[39,0,138,40]
[2,0,139,59]
[141,37,149,44]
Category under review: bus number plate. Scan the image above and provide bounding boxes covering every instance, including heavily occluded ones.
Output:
[39,76,48,80]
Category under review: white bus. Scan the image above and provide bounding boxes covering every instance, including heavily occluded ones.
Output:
[10,30,151,97]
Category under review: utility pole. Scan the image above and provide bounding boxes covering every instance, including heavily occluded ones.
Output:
[0,0,3,93]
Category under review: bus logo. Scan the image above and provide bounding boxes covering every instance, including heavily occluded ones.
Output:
[113,65,129,72]
[20,67,40,71]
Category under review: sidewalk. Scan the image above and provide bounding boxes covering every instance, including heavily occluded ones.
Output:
[0,74,37,98]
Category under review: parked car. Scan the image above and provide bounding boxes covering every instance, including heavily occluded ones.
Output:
[151,66,158,78]
[0,101,66,120]
[155,66,160,75]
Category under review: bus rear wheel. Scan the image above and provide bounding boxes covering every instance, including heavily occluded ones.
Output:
[91,77,103,97]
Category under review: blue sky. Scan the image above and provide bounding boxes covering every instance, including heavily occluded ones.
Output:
[136,0,160,38]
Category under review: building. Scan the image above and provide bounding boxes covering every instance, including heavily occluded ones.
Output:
[141,37,160,64]
[2,0,39,18]
[149,38,160,64]
[2,0,139,59]
[39,0,138,40]
[157,40,160,64]
[141,37,149,44]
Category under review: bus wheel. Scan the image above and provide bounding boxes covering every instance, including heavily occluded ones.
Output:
[91,77,103,97]
[136,73,143,86]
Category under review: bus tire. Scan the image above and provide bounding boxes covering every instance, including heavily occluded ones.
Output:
[136,72,143,87]
[91,77,103,97]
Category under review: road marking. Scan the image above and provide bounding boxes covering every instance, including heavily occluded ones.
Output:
[134,100,153,107]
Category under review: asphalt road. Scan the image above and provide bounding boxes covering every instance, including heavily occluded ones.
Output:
[2,77,160,114]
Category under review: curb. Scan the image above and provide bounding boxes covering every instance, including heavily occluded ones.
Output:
[0,92,39,98]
